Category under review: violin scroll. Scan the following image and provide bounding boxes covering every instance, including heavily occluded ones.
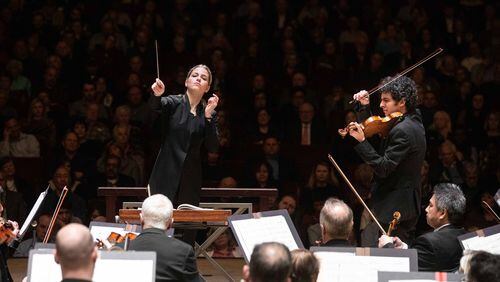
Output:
[387,211,401,236]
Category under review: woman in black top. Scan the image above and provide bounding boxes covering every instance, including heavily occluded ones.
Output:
[149,64,219,206]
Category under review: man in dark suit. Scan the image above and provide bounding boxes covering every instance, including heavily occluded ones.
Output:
[284,102,327,146]
[349,76,426,245]
[378,183,467,272]
[128,194,201,282]
[320,198,354,247]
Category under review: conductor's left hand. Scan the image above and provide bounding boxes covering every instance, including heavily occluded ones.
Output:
[205,94,219,118]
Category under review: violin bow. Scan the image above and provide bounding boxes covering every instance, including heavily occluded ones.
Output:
[43,186,69,243]
[349,48,444,104]
[327,154,387,235]
[481,200,500,223]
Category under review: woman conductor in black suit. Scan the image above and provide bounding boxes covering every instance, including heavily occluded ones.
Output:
[149,64,219,208]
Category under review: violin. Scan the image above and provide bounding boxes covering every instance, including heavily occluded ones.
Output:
[339,112,403,139]
[106,231,138,244]
[0,217,17,244]
[386,211,401,236]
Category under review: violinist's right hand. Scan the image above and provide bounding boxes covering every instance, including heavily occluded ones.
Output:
[353,90,369,106]
[151,78,165,96]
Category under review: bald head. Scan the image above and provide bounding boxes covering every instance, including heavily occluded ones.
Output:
[249,242,291,282]
[320,198,353,240]
[55,223,96,273]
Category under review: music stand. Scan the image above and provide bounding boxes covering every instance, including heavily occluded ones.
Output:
[27,249,156,282]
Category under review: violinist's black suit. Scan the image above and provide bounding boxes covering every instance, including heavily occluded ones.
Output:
[354,105,426,243]
[384,225,466,272]
[128,227,201,282]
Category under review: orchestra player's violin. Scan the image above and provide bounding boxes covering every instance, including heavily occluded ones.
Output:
[0,217,17,244]
[106,231,138,244]
[387,211,401,236]
[338,112,403,139]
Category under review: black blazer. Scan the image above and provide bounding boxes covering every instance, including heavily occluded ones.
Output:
[322,239,352,247]
[383,225,466,272]
[148,94,218,204]
[128,228,201,282]
[412,225,467,272]
[354,108,426,223]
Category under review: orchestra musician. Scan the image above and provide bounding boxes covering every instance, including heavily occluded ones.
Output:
[0,202,19,282]
[347,76,426,246]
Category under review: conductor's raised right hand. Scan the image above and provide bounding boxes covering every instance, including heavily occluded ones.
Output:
[353,90,369,105]
[151,78,165,96]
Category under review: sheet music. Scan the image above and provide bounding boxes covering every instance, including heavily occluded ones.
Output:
[315,252,410,282]
[388,280,435,282]
[29,251,155,282]
[94,259,154,281]
[461,233,500,254]
[29,253,61,282]
[20,188,49,237]
[231,215,299,259]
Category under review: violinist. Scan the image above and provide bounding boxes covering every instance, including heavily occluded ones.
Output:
[347,76,425,246]
[378,183,467,272]
[0,202,19,282]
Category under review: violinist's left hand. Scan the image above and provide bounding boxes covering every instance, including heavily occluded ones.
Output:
[205,93,219,119]
[348,122,365,142]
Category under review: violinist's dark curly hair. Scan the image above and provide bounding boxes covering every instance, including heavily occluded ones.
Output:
[379,76,418,112]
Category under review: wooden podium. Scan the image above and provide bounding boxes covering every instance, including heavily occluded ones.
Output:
[98,187,278,222]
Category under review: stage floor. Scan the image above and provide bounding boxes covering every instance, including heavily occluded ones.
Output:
[9,257,245,281]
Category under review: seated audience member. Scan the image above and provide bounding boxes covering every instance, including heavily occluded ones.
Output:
[318,198,354,247]
[290,249,320,282]
[92,156,135,196]
[206,228,242,258]
[301,161,342,213]
[259,136,296,183]
[243,242,292,282]
[0,170,27,224]
[245,160,278,188]
[41,165,87,223]
[0,117,40,157]
[55,223,98,282]
[13,214,51,257]
[461,251,500,282]
[21,98,57,154]
[218,176,238,188]
[128,194,201,281]
[277,194,297,216]
[378,183,467,272]
[0,157,33,206]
